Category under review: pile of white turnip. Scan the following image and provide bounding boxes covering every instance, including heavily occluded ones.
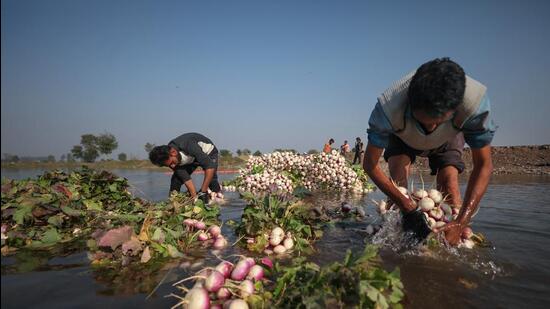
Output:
[373,185,477,248]
[171,256,273,309]
[236,151,368,194]
[246,226,294,256]
[206,189,226,204]
[223,185,237,192]
[183,220,228,250]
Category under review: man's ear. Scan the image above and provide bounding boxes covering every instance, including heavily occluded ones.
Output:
[169,147,178,156]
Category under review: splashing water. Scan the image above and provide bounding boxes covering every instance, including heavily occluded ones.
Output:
[366,208,504,277]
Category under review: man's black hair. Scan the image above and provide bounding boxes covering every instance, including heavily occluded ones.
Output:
[149,145,171,166]
[408,57,466,118]
[329,138,335,144]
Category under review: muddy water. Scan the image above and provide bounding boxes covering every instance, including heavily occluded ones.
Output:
[1,169,550,308]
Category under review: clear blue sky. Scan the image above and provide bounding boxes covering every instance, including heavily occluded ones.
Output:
[2,0,550,159]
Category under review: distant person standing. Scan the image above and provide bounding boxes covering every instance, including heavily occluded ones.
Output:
[148,132,221,204]
[323,138,335,153]
[352,137,364,165]
[340,140,350,156]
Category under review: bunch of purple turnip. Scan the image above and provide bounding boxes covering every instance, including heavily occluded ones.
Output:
[183,219,228,250]
[171,256,273,309]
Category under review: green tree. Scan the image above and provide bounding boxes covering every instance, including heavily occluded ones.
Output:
[82,147,99,163]
[307,149,320,155]
[71,145,83,160]
[118,153,127,161]
[47,155,55,162]
[242,149,252,156]
[236,149,242,156]
[96,133,118,158]
[81,134,97,149]
[145,142,155,153]
[79,134,99,162]
[220,149,232,157]
[60,154,66,162]
[66,153,75,162]
[253,150,262,156]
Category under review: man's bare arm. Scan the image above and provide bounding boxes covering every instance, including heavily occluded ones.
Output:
[363,143,416,213]
[457,145,493,225]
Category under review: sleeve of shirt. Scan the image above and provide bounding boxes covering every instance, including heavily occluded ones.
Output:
[187,142,216,169]
[462,94,497,149]
[170,168,191,192]
[367,102,394,148]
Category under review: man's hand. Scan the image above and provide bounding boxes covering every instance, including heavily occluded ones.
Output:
[433,221,464,246]
[399,197,418,213]
[196,191,210,204]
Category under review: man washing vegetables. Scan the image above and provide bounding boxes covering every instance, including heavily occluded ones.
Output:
[149,132,222,204]
[362,58,496,245]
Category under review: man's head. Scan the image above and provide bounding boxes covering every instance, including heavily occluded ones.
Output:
[344,140,348,144]
[329,138,334,145]
[356,137,361,142]
[408,57,466,131]
[149,145,180,168]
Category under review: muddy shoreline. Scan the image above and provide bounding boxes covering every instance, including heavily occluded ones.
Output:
[382,144,550,175]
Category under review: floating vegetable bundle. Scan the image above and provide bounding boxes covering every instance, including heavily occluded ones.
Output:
[88,192,224,265]
[236,193,323,255]
[226,151,374,194]
[1,167,146,253]
[263,245,403,308]
[171,255,273,309]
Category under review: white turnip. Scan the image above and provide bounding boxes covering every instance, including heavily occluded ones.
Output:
[418,197,435,212]
[269,234,283,246]
[428,189,443,204]
[273,245,287,254]
[185,287,210,309]
[204,270,225,292]
[198,232,209,241]
[216,287,231,300]
[215,261,233,278]
[226,299,249,309]
[230,260,251,281]
[194,221,206,230]
[283,237,294,250]
[209,225,221,238]
[239,280,255,298]
[413,189,428,199]
[213,236,228,249]
[246,265,264,281]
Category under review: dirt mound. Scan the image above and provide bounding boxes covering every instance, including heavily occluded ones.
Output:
[410,145,550,175]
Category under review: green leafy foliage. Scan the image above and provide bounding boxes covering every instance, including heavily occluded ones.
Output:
[236,193,324,253]
[262,245,404,309]
[1,167,146,251]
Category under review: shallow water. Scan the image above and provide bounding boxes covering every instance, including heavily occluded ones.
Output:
[2,169,550,308]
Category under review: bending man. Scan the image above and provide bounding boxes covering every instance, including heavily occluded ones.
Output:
[149,132,221,204]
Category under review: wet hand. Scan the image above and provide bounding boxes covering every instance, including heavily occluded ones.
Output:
[433,221,463,246]
[197,191,210,204]
[400,198,417,213]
